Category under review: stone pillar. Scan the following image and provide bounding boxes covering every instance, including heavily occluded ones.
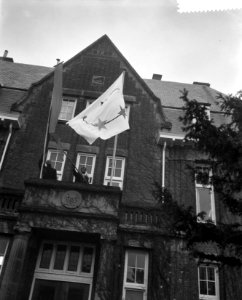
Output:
[0,226,31,300]
[94,239,117,300]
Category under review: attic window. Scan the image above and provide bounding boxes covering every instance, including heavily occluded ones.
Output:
[91,75,105,86]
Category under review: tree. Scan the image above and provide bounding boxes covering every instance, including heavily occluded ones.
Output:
[180,90,242,216]
[154,90,242,266]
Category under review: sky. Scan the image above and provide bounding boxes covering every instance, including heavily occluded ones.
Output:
[0,0,241,94]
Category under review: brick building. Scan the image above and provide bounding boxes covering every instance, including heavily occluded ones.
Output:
[0,35,241,300]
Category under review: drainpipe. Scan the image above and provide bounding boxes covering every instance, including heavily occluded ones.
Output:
[162,141,167,189]
[0,122,13,171]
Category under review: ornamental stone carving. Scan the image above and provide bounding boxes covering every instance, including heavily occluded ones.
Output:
[61,190,82,209]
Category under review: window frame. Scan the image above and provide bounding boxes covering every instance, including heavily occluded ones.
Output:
[58,97,77,121]
[29,241,95,300]
[0,236,9,275]
[46,149,66,181]
[122,250,149,300]
[198,264,219,300]
[103,156,125,189]
[75,153,96,184]
[195,167,216,223]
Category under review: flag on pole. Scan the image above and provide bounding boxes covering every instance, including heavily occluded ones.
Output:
[49,62,63,134]
[67,72,129,144]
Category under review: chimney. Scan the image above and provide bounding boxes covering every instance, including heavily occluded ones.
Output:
[0,50,14,62]
[152,74,162,80]
[193,81,210,87]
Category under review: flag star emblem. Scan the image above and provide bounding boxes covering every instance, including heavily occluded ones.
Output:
[118,106,127,118]
[97,118,107,130]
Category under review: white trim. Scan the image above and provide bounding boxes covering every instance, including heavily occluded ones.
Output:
[198,265,219,300]
[104,156,125,189]
[162,141,167,189]
[0,236,9,275]
[122,250,149,300]
[159,132,185,141]
[75,153,96,184]
[47,149,67,180]
[29,241,95,300]
[58,97,77,121]
[195,169,216,223]
[0,123,12,171]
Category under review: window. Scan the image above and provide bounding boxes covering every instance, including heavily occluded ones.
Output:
[75,153,96,184]
[195,166,216,223]
[198,265,219,300]
[47,150,66,180]
[29,241,95,300]
[0,236,9,274]
[104,156,125,188]
[91,75,105,87]
[123,250,149,300]
[58,98,77,121]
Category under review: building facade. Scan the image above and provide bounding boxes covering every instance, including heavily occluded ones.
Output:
[0,35,241,300]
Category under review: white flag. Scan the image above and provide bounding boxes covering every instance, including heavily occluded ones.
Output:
[67,72,129,144]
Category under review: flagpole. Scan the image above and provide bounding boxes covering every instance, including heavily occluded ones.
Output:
[40,107,52,178]
[110,71,125,187]
[40,59,63,178]
[110,134,118,186]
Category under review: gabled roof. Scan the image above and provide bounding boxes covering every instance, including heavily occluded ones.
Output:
[0,60,52,90]
[145,79,227,138]
[0,88,26,113]
[144,79,223,112]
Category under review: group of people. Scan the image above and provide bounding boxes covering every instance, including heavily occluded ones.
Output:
[42,160,89,184]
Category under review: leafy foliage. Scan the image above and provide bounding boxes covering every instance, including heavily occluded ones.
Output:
[179,90,242,215]
[154,90,242,266]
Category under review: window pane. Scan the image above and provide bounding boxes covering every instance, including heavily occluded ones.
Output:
[197,188,212,219]
[125,289,144,300]
[32,280,90,300]
[81,247,93,273]
[127,267,135,282]
[207,267,215,280]
[199,266,207,280]
[80,155,87,164]
[128,253,136,267]
[86,165,92,174]
[39,244,53,269]
[55,162,62,171]
[108,167,112,176]
[200,280,207,295]
[114,168,121,177]
[50,152,57,161]
[136,269,144,284]
[54,245,67,270]
[67,282,90,300]
[208,281,216,295]
[86,157,93,165]
[137,253,145,268]
[116,160,122,168]
[68,246,80,272]
[57,153,64,161]
[31,279,56,300]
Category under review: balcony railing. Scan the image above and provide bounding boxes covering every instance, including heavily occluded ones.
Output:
[120,206,162,227]
[0,192,23,213]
